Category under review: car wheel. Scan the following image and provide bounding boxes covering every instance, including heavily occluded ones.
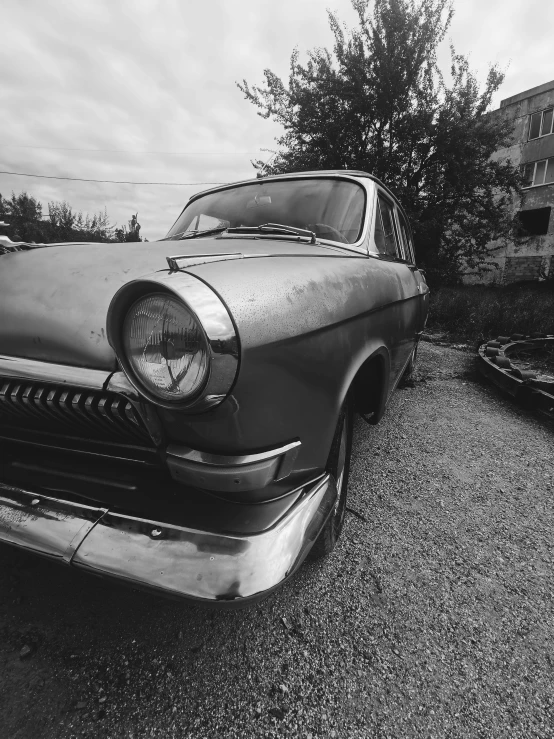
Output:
[309,396,354,559]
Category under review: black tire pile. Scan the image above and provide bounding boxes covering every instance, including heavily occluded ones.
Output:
[477,334,554,417]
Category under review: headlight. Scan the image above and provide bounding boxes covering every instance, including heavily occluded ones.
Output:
[122,293,209,402]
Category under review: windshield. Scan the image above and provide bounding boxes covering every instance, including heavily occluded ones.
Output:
[166,178,366,244]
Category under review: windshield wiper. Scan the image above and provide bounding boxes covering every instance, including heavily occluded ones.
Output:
[163,222,318,244]
[226,223,317,244]
[162,226,229,241]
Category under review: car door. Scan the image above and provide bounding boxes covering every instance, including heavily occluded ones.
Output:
[371,190,422,384]
[395,207,429,332]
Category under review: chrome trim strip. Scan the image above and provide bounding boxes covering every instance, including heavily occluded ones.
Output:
[166,253,274,271]
[106,272,239,412]
[166,441,301,492]
[105,373,165,446]
[166,440,301,467]
[166,253,244,270]
[175,173,374,255]
[0,376,152,445]
[0,475,336,603]
[0,354,111,391]
[105,371,139,399]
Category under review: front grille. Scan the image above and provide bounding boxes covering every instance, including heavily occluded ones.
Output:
[0,379,151,445]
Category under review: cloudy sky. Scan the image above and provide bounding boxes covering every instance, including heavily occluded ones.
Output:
[1,0,552,241]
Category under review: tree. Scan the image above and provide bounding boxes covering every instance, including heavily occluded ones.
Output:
[237,0,521,284]
[0,191,117,243]
[48,201,115,242]
[114,214,142,243]
[0,192,45,242]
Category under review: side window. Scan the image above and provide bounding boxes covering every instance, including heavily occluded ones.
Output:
[397,211,415,263]
[374,195,400,258]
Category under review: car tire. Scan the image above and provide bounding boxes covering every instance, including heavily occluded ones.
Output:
[309,395,354,559]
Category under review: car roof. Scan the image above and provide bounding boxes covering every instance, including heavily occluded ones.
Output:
[190,169,404,214]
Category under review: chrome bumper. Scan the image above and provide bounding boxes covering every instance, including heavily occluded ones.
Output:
[0,475,336,603]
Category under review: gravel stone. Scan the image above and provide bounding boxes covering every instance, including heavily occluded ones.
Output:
[19,644,32,660]
[0,343,552,738]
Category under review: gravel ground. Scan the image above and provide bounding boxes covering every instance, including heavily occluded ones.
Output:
[1,342,553,739]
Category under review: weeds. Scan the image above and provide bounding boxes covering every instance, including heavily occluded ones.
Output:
[426,282,554,345]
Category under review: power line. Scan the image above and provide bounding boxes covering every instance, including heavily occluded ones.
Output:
[0,143,264,155]
[0,170,228,186]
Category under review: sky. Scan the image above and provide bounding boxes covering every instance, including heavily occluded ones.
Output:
[1,0,553,241]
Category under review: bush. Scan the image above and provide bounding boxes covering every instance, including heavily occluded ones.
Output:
[0,191,117,243]
[426,283,554,345]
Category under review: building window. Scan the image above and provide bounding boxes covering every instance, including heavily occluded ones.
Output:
[521,158,554,187]
[529,108,554,140]
[516,207,551,236]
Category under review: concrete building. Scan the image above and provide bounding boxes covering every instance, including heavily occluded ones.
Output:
[467,79,554,284]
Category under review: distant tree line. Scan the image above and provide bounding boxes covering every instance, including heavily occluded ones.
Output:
[0,191,142,243]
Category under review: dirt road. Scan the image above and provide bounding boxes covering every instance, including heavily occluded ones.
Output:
[1,343,553,739]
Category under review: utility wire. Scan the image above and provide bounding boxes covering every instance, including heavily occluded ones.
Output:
[0,170,228,186]
[0,143,263,155]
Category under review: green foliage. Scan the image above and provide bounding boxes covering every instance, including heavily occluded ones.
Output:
[114,213,141,243]
[238,0,522,285]
[113,225,141,243]
[0,191,117,243]
[48,200,114,242]
[0,192,46,243]
[427,284,554,343]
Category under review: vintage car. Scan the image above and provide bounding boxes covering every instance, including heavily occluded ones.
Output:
[0,170,429,605]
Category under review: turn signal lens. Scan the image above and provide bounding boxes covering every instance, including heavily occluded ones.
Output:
[123,293,209,402]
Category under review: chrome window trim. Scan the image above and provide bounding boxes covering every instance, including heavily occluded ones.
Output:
[107,271,239,412]
[392,202,417,265]
[368,186,416,263]
[0,354,110,391]
[167,174,375,257]
[369,187,400,257]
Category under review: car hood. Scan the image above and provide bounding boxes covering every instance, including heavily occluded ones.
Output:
[0,237,354,370]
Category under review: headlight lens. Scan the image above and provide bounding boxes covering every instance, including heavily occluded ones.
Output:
[122,293,209,402]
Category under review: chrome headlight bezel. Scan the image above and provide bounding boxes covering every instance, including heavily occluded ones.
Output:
[122,291,211,403]
[107,273,239,412]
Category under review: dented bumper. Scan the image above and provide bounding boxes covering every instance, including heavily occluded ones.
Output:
[0,475,336,604]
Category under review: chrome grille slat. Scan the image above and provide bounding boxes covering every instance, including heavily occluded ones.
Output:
[84,394,113,435]
[71,392,102,436]
[111,397,148,442]
[32,387,50,417]
[14,384,44,425]
[46,388,74,427]
[0,382,20,421]
[0,379,151,445]
[110,398,127,426]
[124,403,141,428]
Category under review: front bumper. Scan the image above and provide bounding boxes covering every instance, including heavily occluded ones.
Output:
[0,474,336,604]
